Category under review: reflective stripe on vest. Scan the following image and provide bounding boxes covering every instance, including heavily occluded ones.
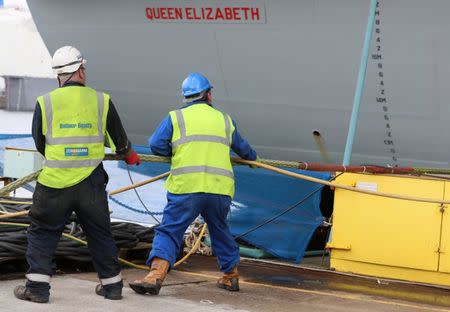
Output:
[42,92,105,145]
[171,165,234,179]
[166,104,235,196]
[44,158,105,168]
[37,87,109,189]
[42,91,105,169]
[171,108,233,180]
[171,109,231,149]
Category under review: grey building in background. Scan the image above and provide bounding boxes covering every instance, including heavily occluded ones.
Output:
[4,76,56,111]
[0,88,5,109]
[0,7,55,112]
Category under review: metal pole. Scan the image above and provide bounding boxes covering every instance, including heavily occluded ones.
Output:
[342,0,378,165]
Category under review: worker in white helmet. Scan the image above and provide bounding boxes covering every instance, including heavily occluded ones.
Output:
[13,46,140,303]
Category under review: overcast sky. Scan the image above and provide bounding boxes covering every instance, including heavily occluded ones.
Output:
[3,0,28,10]
[0,0,29,90]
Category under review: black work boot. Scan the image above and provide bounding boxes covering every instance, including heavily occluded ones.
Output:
[95,280,123,300]
[14,285,49,303]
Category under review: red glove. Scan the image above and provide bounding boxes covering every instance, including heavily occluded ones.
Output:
[124,148,141,166]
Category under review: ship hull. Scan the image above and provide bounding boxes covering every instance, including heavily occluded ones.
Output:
[27,0,450,167]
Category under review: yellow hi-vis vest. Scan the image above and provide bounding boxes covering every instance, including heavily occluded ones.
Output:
[165,103,236,197]
[37,86,113,189]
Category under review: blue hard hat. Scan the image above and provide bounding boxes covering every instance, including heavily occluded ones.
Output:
[181,73,213,97]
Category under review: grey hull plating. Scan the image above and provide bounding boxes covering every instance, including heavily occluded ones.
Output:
[27,1,450,167]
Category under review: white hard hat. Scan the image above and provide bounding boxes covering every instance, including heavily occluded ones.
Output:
[51,46,87,75]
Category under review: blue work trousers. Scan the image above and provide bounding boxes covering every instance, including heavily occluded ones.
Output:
[148,192,239,273]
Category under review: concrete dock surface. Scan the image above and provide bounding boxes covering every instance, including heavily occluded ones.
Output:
[1,255,450,312]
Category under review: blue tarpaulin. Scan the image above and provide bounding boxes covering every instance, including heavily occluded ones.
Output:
[229,167,329,263]
[129,145,330,263]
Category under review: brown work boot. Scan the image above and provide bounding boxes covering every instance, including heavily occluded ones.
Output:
[217,267,239,291]
[129,257,169,295]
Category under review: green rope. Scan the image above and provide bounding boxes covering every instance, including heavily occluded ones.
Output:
[0,155,297,197]
[413,168,450,175]
[104,154,450,174]
[105,153,170,164]
[3,154,450,199]
[104,154,300,169]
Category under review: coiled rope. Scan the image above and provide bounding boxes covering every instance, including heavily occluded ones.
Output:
[0,221,153,269]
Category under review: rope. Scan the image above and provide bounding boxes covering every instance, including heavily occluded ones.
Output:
[109,172,170,196]
[0,200,32,205]
[0,210,29,219]
[104,153,450,174]
[415,167,450,175]
[5,147,450,173]
[0,170,41,197]
[4,152,450,271]
[105,154,331,170]
[233,159,450,205]
[183,220,212,256]
[0,221,151,270]
[108,170,170,221]
[0,220,204,270]
[3,155,450,209]
[174,223,208,267]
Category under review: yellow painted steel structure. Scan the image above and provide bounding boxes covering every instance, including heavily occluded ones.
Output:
[328,173,450,287]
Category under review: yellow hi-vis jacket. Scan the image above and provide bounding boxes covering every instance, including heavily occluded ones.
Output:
[165,103,236,197]
[37,86,114,188]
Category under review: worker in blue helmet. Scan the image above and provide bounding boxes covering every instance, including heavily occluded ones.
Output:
[130,73,259,295]
[181,72,213,98]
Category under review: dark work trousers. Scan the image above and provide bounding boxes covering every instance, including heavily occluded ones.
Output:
[25,166,121,295]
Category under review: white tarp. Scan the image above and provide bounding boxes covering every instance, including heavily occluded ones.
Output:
[0,6,54,78]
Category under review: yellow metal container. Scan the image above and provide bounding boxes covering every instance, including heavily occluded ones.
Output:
[439,181,450,274]
[329,173,450,287]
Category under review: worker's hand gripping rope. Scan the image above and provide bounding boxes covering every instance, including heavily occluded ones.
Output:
[248,156,261,169]
[124,148,141,165]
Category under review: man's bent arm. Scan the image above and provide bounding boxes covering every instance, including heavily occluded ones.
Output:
[32,103,45,156]
[231,120,257,160]
[149,115,173,156]
[106,101,132,155]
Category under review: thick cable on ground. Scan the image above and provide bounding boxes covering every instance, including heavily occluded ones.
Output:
[0,220,199,271]
[0,200,155,263]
